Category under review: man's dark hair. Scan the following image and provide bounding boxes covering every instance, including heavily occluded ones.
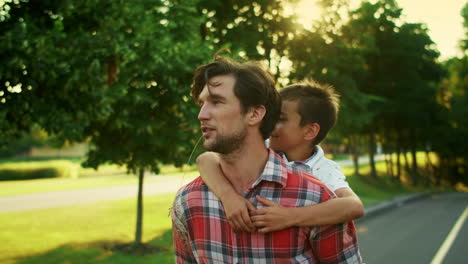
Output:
[191,56,281,140]
[280,80,340,145]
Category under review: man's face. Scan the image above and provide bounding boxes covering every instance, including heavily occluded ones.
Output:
[197,74,248,154]
[269,100,306,153]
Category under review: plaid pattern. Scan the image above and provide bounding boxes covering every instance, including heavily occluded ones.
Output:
[171,149,362,263]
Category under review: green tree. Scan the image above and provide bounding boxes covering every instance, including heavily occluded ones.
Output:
[338,0,442,183]
[435,3,468,186]
[197,0,298,81]
[0,0,208,248]
[287,0,382,176]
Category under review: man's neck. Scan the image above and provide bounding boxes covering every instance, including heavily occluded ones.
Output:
[219,136,269,194]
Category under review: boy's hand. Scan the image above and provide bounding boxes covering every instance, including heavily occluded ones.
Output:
[223,193,256,233]
[251,195,295,233]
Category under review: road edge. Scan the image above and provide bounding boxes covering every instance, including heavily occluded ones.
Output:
[356,192,432,223]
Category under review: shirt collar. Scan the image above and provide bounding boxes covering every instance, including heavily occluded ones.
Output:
[251,149,289,188]
[305,145,324,167]
[277,146,324,168]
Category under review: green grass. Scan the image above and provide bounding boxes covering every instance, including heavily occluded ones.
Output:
[0,193,176,264]
[341,153,440,205]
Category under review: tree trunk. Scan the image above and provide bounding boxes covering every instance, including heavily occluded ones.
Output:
[134,168,145,246]
[396,146,401,183]
[350,135,360,175]
[410,144,419,185]
[368,131,377,179]
[435,154,442,187]
[385,151,394,178]
[425,150,435,186]
[106,55,119,86]
[403,149,411,178]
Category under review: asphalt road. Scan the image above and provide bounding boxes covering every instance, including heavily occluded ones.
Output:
[356,192,468,264]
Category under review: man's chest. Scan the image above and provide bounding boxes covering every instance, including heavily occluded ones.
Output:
[184,190,316,262]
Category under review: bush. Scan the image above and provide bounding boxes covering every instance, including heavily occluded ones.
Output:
[0,161,79,181]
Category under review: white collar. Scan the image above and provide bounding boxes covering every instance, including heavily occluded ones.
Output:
[280,145,324,168]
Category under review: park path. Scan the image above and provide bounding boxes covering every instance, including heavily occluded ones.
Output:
[0,155,383,213]
[0,175,196,213]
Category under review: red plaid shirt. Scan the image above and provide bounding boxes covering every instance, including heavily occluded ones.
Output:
[171,149,362,263]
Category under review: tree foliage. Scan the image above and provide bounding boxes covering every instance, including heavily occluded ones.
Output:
[0,0,209,247]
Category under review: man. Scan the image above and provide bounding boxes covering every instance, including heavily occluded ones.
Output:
[171,56,362,263]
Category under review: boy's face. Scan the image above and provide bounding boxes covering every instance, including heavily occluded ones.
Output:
[269,100,309,153]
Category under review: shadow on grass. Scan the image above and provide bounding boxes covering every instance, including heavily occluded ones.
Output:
[13,230,174,264]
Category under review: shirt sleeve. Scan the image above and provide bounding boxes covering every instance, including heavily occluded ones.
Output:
[171,193,197,264]
[319,160,350,192]
[309,186,362,263]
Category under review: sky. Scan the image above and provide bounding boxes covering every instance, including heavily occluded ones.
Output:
[293,0,467,60]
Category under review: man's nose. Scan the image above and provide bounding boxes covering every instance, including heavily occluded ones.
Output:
[198,103,210,121]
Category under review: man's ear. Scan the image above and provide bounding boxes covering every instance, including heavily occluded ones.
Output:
[247,105,266,126]
[304,123,320,141]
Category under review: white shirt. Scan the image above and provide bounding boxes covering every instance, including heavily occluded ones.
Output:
[266,139,350,192]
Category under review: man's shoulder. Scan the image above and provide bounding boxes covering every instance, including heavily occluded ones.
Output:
[175,176,206,196]
[173,176,210,203]
[285,168,335,201]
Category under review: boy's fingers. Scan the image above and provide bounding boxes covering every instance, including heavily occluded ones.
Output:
[246,201,257,213]
[229,216,241,232]
[256,195,277,207]
[252,220,266,227]
[251,215,265,222]
[254,208,267,215]
[242,210,255,232]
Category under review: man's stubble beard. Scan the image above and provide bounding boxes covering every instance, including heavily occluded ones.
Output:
[203,127,247,155]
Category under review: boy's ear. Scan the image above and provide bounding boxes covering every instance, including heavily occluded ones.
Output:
[247,105,266,126]
[304,123,320,141]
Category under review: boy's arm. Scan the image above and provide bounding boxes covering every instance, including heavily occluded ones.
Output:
[196,152,256,232]
[252,188,364,232]
[292,187,363,226]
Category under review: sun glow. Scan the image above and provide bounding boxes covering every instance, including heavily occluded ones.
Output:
[284,0,322,30]
[289,0,465,59]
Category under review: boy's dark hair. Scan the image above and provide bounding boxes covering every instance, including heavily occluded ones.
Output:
[191,56,281,140]
[280,80,340,145]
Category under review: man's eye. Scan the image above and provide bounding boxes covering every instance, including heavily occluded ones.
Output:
[213,100,221,105]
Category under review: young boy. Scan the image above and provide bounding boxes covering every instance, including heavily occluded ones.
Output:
[196,81,364,233]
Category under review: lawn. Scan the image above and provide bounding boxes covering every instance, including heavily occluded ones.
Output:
[1,193,176,264]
